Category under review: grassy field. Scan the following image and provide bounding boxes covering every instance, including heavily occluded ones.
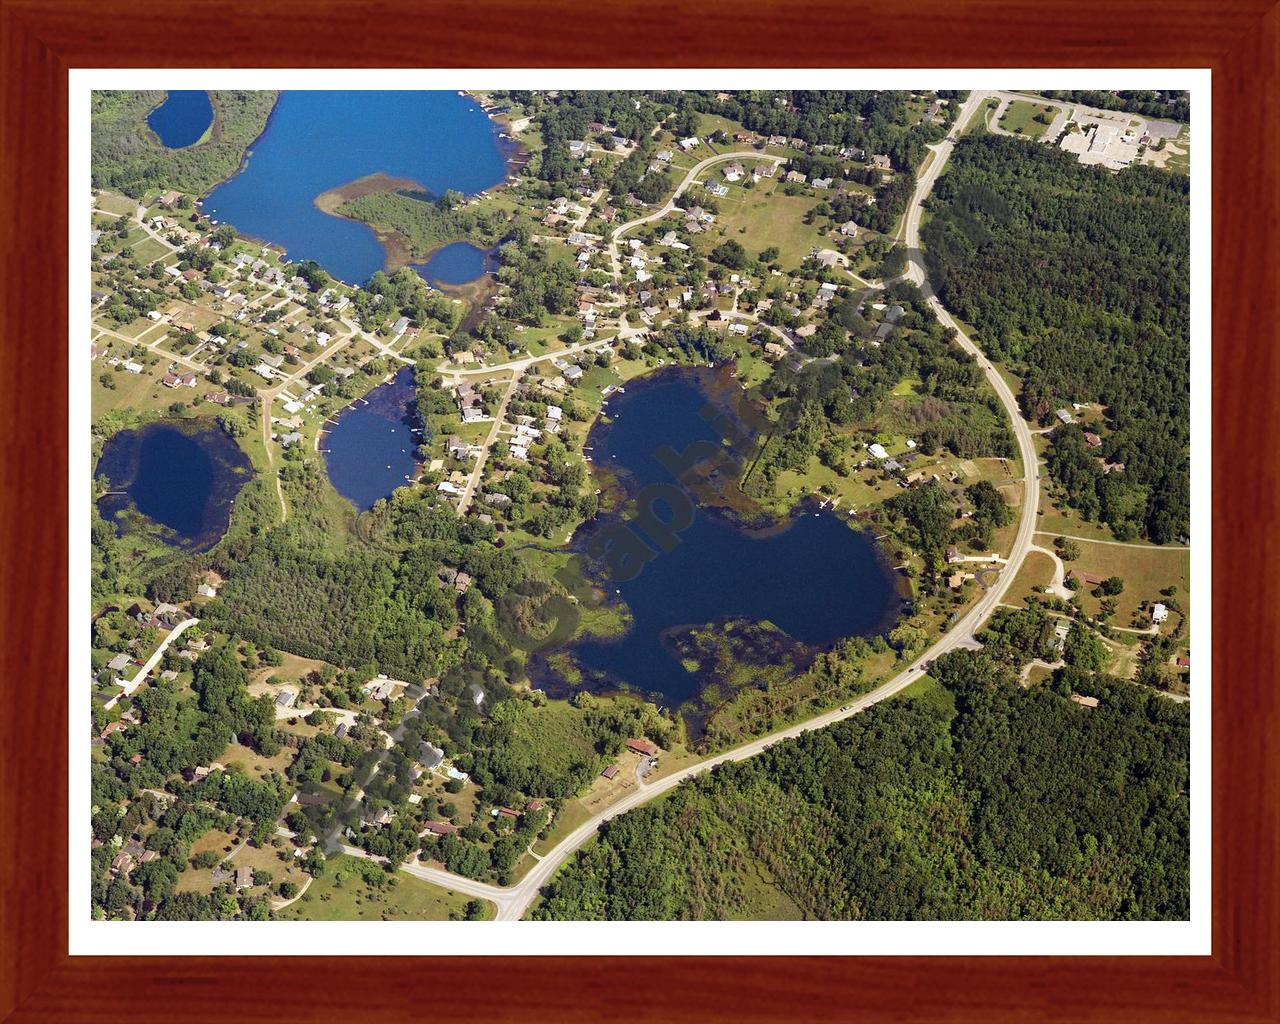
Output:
[1004,550,1057,605]
[999,101,1055,139]
[277,854,480,921]
[94,190,138,216]
[730,858,806,920]
[218,739,296,782]
[694,179,828,268]
[1035,490,1138,544]
[1047,535,1190,627]
[509,700,602,780]
[896,672,956,717]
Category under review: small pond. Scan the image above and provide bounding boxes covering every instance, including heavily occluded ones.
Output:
[147,91,214,149]
[322,366,423,513]
[411,241,493,287]
[96,418,252,550]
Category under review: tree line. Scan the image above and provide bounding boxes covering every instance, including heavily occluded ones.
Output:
[534,648,1189,921]
[922,133,1189,542]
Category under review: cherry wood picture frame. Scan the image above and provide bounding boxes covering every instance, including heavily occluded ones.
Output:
[2,1,1276,1020]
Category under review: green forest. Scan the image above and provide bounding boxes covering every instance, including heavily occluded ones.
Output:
[90,91,277,198]
[337,188,521,262]
[533,650,1190,921]
[922,133,1190,542]
[1039,90,1189,122]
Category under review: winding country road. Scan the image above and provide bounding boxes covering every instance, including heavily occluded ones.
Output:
[336,91,1056,921]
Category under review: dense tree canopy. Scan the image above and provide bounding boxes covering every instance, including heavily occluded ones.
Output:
[922,134,1189,542]
[535,650,1189,921]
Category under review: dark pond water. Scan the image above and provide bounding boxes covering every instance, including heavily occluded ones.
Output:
[147,91,214,149]
[546,367,901,707]
[202,91,508,285]
[323,366,422,513]
[411,241,493,286]
[96,419,253,550]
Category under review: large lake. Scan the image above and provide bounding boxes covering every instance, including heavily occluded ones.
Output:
[148,90,213,149]
[547,367,901,706]
[202,91,508,285]
[96,419,253,550]
[323,366,422,513]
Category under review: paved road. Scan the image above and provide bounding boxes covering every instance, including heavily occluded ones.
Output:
[349,91,1047,921]
[456,369,523,516]
[609,149,786,260]
[104,617,200,709]
[433,337,614,380]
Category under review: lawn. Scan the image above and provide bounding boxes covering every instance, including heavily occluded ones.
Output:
[1035,498,1146,545]
[998,101,1055,139]
[1003,549,1057,606]
[130,236,174,264]
[248,651,331,693]
[94,190,137,216]
[175,829,239,893]
[217,739,296,782]
[695,180,829,269]
[277,854,480,921]
[91,360,177,423]
[694,111,751,141]
[1047,535,1190,628]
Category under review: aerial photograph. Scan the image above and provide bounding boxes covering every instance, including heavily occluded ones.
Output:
[88,87,1192,923]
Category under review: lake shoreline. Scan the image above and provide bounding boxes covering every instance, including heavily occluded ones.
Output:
[202,91,514,288]
[196,90,282,195]
[145,90,217,151]
[313,172,428,273]
[309,90,530,279]
[528,363,906,719]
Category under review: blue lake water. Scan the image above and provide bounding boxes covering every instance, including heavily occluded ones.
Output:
[148,91,214,149]
[551,367,901,706]
[323,366,422,513]
[412,241,493,286]
[202,91,508,285]
[96,419,253,550]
